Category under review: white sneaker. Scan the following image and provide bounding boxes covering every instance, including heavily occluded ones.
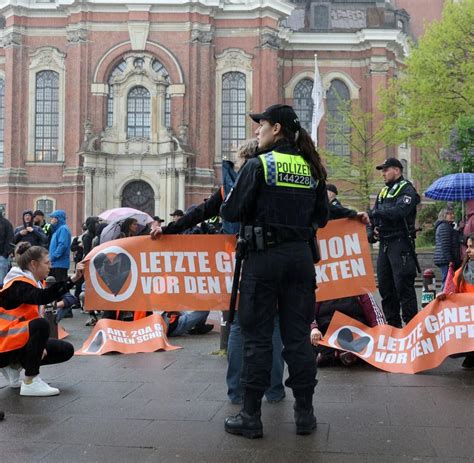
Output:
[20,377,60,397]
[0,365,22,388]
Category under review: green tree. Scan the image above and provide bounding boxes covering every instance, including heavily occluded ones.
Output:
[322,103,385,211]
[380,0,474,182]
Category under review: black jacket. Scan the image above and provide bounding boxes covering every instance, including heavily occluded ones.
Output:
[434,220,460,267]
[329,198,357,220]
[368,176,420,240]
[221,144,329,240]
[0,216,14,257]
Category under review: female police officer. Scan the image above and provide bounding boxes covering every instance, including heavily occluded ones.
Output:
[221,104,329,438]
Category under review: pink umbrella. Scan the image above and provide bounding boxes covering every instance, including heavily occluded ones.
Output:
[98,207,153,225]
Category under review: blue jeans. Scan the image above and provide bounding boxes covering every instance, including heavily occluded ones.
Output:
[226,313,285,403]
[168,311,209,337]
[438,264,449,291]
[0,256,10,288]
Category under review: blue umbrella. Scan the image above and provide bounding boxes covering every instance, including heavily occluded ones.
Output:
[424,173,474,201]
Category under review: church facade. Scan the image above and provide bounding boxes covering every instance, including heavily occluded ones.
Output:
[0,0,444,232]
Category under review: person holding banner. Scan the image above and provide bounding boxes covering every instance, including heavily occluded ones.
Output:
[221,104,329,438]
[439,233,474,369]
[0,242,83,396]
[368,158,420,328]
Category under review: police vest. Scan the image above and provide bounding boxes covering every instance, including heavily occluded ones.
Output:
[377,180,408,203]
[259,151,318,190]
[0,277,41,353]
[253,151,319,241]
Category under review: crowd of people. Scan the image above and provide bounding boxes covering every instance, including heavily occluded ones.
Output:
[0,103,472,438]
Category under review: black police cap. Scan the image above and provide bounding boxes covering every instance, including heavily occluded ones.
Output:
[249,104,301,133]
[375,157,404,170]
[170,209,184,217]
[326,184,339,195]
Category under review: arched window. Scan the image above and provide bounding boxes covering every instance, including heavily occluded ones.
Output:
[293,78,314,133]
[127,86,151,139]
[107,59,127,127]
[152,59,171,128]
[35,70,59,161]
[326,79,351,157]
[121,180,155,216]
[221,72,246,159]
[0,78,4,166]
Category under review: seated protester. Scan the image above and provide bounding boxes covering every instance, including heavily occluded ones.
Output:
[311,294,385,367]
[438,233,474,369]
[309,183,380,367]
[55,292,79,323]
[162,311,213,337]
[0,242,83,396]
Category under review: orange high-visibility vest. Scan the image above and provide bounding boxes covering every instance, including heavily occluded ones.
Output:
[453,268,474,293]
[0,276,41,353]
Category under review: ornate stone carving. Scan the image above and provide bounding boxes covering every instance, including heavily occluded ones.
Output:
[330,9,366,29]
[216,48,253,72]
[369,62,390,74]
[80,120,103,152]
[178,121,188,144]
[125,138,151,156]
[67,28,88,44]
[259,31,281,50]
[3,32,22,48]
[191,28,214,44]
[30,47,66,71]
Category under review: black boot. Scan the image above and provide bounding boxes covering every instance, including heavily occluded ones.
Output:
[224,390,263,439]
[294,391,317,435]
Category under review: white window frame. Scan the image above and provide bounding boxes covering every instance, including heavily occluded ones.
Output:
[27,47,66,162]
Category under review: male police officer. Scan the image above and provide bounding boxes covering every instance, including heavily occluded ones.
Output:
[368,158,420,327]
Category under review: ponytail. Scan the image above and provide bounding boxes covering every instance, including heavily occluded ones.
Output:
[278,125,327,182]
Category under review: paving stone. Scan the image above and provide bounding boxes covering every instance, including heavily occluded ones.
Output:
[0,441,60,463]
[145,447,255,463]
[38,443,155,463]
[326,424,437,457]
[428,427,474,459]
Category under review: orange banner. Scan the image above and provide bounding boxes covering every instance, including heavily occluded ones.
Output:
[75,314,180,355]
[319,293,474,374]
[83,219,375,311]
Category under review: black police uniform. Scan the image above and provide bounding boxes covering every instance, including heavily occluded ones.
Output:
[369,176,420,327]
[221,141,329,435]
[329,197,358,220]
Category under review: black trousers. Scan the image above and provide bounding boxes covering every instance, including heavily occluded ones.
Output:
[0,318,74,376]
[238,241,317,396]
[377,238,418,328]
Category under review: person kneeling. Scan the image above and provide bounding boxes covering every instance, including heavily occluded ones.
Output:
[0,242,83,396]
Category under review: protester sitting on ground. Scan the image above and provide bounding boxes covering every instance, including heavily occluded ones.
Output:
[0,242,83,396]
[434,207,461,290]
[162,311,213,337]
[311,293,385,367]
[55,292,79,323]
[310,187,385,366]
[14,209,48,248]
[437,233,474,369]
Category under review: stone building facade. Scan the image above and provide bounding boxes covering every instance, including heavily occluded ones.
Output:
[0,0,445,232]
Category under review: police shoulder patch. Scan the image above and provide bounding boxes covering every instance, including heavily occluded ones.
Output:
[403,195,412,204]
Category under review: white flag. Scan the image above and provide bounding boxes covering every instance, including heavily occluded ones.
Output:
[311,54,324,145]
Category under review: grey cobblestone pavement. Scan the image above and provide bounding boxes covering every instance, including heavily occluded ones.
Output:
[1,310,473,463]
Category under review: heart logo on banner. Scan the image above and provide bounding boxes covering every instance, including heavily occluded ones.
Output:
[93,253,132,296]
[336,328,371,354]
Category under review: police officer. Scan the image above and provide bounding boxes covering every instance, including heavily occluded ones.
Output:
[368,157,420,328]
[220,104,329,438]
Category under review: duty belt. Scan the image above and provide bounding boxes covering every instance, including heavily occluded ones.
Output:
[243,225,309,251]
